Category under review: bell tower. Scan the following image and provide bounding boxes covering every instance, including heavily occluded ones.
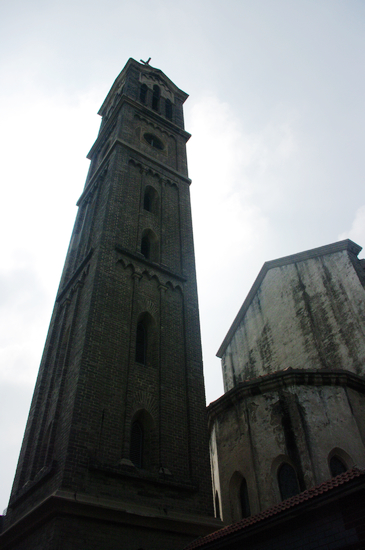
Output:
[2,59,218,550]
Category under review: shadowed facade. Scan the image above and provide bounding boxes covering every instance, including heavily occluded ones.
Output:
[1,59,219,550]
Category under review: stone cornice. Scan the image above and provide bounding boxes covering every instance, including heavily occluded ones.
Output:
[76,162,108,206]
[88,94,191,160]
[207,368,365,427]
[89,458,198,492]
[8,461,57,509]
[115,244,187,283]
[110,137,192,183]
[78,137,191,208]
[56,249,93,303]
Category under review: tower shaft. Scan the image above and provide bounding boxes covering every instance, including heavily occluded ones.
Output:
[2,58,218,550]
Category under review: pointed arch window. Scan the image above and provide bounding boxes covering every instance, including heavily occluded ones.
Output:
[141,235,150,259]
[239,477,251,518]
[130,421,144,468]
[330,456,347,477]
[129,409,156,470]
[278,463,300,501]
[229,471,250,522]
[165,98,172,120]
[144,191,152,212]
[143,186,158,214]
[152,85,160,111]
[140,229,159,262]
[136,322,147,364]
[140,83,147,104]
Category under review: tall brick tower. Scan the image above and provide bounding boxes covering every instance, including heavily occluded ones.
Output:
[2,59,218,549]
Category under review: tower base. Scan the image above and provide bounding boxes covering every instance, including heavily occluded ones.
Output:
[0,491,222,550]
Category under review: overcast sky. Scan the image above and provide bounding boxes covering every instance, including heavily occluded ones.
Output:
[1,0,365,512]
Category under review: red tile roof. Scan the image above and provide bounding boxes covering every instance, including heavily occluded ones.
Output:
[186,467,365,550]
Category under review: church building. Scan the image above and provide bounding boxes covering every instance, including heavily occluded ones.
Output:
[1,59,365,550]
[209,240,365,523]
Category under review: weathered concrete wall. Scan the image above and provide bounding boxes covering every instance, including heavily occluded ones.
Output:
[221,246,365,391]
[209,372,365,524]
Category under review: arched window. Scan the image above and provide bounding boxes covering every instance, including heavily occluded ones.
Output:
[165,98,172,120]
[278,463,300,501]
[152,85,160,111]
[136,322,147,364]
[130,421,143,467]
[135,312,157,369]
[229,471,250,522]
[141,235,150,259]
[239,477,251,518]
[130,410,156,470]
[140,229,159,262]
[330,456,347,477]
[143,133,164,150]
[215,491,221,519]
[143,186,158,214]
[140,83,147,104]
[144,191,152,212]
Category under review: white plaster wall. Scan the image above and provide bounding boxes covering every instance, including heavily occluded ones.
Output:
[291,384,365,482]
[223,251,365,389]
[210,401,261,522]
[210,382,365,519]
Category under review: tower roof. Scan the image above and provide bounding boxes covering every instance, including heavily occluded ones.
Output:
[98,58,189,117]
